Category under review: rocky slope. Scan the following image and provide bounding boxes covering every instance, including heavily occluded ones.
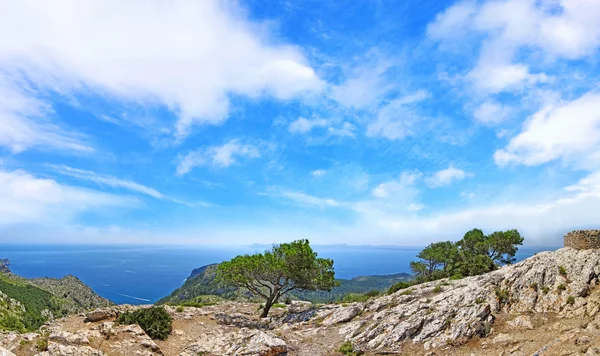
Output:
[3,246,600,355]
[159,263,412,304]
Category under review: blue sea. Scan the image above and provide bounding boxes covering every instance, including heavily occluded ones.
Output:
[0,244,552,305]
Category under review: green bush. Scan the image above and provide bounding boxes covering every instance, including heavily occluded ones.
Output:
[339,341,364,356]
[364,290,381,298]
[449,274,464,280]
[433,285,443,293]
[558,265,567,277]
[557,284,566,292]
[566,296,575,305]
[542,286,550,294]
[495,289,509,305]
[175,306,184,313]
[388,281,411,294]
[117,307,172,340]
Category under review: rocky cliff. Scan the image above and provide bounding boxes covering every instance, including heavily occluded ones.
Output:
[3,246,600,355]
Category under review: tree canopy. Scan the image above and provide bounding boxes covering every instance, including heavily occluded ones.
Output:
[410,229,524,282]
[216,239,338,317]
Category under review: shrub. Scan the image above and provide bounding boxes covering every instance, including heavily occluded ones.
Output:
[557,284,566,292]
[567,296,575,305]
[340,293,368,303]
[433,285,443,293]
[530,282,538,291]
[542,286,550,294]
[475,297,485,304]
[272,303,287,309]
[449,274,464,280]
[36,332,49,352]
[399,289,413,296]
[175,306,184,313]
[558,265,567,277]
[495,289,510,305]
[364,290,381,298]
[116,307,172,340]
[388,281,411,294]
[339,341,364,356]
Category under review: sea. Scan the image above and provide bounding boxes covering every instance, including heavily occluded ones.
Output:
[0,244,553,305]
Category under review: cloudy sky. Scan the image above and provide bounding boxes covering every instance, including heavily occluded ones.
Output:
[1,0,599,246]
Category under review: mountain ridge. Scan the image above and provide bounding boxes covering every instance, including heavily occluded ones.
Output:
[159,263,412,305]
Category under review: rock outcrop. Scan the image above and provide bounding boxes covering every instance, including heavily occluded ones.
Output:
[344,247,600,352]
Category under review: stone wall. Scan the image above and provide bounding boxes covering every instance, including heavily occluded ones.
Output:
[564,230,600,249]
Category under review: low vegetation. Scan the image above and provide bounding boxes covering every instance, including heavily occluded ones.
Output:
[339,341,364,356]
[116,306,172,340]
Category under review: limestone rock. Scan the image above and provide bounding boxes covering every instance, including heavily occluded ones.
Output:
[36,342,105,356]
[181,329,287,356]
[85,309,116,323]
[0,346,16,356]
[343,247,600,352]
[322,304,363,325]
[507,315,534,330]
[289,301,312,314]
[214,312,271,330]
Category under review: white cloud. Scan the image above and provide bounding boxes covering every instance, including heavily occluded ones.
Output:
[0,0,323,140]
[328,122,356,138]
[0,169,136,226]
[0,74,92,153]
[288,117,329,134]
[330,61,393,109]
[177,140,260,176]
[367,91,429,140]
[311,169,326,177]
[467,63,549,94]
[473,100,512,124]
[495,92,600,167]
[429,0,600,94]
[425,166,471,188]
[372,171,422,198]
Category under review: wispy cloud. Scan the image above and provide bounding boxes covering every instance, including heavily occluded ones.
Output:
[0,169,137,226]
[177,140,260,176]
[425,166,471,188]
[0,74,92,154]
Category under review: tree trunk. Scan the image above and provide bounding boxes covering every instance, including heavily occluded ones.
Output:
[260,302,272,318]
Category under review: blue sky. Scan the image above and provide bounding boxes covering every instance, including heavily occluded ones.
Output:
[1,0,600,246]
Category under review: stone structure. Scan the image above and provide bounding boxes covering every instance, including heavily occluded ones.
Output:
[564,230,600,250]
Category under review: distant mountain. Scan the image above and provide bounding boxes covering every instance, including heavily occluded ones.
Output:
[157,263,412,305]
[0,259,113,332]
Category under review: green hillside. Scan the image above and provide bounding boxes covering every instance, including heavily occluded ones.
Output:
[158,263,412,305]
[0,260,113,332]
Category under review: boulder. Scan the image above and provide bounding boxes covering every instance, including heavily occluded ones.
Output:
[85,309,116,323]
[288,301,312,314]
[322,304,363,325]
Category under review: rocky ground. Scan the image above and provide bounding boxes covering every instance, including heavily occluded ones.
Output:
[2,247,600,355]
